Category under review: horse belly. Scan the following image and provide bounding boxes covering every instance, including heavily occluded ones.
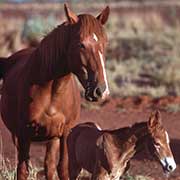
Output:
[0,62,28,134]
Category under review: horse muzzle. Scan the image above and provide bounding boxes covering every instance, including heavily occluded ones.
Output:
[85,84,107,102]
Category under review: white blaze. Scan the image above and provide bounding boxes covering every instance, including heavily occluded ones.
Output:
[165,131,170,144]
[98,51,110,99]
[93,33,98,42]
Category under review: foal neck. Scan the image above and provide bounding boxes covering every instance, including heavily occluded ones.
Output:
[27,23,70,84]
[110,122,149,151]
[131,122,149,152]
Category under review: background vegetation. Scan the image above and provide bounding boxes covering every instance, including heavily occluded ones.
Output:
[1,1,180,98]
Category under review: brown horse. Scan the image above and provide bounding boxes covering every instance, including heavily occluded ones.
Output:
[0,4,110,180]
[67,110,176,180]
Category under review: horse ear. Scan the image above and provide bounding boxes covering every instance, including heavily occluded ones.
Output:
[64,3,78,24]
[96,6,110,25]
[148,110,162,129]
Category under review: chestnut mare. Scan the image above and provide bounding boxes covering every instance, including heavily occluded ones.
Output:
[67,110,176,180]
[0,4,110,180]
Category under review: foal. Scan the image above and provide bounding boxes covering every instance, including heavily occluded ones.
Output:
[67,110,176,180]
[68,122,137,180]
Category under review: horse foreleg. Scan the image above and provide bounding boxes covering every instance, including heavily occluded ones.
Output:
[44,138,60,180]
[17,138,30,180]
[57,132,69,180]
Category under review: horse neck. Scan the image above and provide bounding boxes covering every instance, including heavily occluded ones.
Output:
[27,23,70,84]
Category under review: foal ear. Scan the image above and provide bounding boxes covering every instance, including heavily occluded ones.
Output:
[148,110,162,129]
[96,6,110,25]
[122,135,137,159]
[64,3,78,24]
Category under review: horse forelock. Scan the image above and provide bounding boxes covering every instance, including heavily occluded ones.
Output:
[77,14,106,41]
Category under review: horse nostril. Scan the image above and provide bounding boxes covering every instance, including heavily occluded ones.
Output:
[167,165,173,172]
[93,87,102,98]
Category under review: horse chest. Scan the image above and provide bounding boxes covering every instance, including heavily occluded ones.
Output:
[27,76,79,139]
[28,83,66,138]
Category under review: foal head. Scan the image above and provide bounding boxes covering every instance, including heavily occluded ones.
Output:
[147,110,176,174]
[64,4,110,101]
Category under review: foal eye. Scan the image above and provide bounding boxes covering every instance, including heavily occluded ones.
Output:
[79,43,85,49]
[154,142,161,148]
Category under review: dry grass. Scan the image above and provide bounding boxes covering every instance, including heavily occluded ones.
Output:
[105,22,180,97]
[0,131,43,180]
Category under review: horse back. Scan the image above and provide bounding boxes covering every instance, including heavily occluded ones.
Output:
[0,48,34,81]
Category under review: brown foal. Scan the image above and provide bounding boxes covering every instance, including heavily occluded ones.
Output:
[67,110,176,180]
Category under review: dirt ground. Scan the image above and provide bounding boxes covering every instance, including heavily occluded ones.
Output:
[0,96,180,180]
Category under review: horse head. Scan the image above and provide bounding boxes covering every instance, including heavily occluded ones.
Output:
[64,4,110,101]
[147,110,176,175]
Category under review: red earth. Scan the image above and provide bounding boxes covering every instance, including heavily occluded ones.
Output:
[0,96,180,180]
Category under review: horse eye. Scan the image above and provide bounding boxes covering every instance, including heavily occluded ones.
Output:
[79,43,85,49]
[82,67,88,80]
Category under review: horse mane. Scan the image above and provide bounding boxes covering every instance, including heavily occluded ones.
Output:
[26,22,70,83]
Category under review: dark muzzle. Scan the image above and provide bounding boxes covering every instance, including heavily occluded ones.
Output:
[85,84,106,102]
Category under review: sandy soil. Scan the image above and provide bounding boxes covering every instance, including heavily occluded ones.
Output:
[0,96,180,180]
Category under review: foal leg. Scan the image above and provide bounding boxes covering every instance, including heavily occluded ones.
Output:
[69,166,81,180]
[44,138,60,180]
[92,161,108,180]
[17,138,31,180]
[68,147,81,180]
[57,132,69,180]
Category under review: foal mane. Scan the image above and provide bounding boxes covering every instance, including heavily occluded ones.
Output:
[109,121,148,142]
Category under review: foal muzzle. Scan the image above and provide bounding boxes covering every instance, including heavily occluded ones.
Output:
[160,157,176,174]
